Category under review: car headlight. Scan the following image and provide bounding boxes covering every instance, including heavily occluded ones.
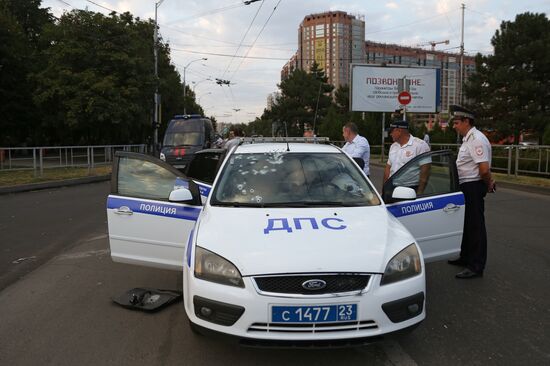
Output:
[194,246,244,288]
[380,244,422,285]
[160,152,166,161]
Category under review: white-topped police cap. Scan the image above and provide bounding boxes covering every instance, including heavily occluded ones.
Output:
[449,105,475,120]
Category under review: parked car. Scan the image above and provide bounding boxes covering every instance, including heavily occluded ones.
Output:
[107,138,464,346]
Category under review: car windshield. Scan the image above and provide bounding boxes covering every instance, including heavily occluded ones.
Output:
[211,152,380,207]
[163,132,202,147]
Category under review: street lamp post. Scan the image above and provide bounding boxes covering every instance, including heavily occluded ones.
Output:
[153,0,165,155]
[192,77,212,92]
[183,58,207,115]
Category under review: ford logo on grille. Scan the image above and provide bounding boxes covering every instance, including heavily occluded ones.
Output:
[302,279,327,291]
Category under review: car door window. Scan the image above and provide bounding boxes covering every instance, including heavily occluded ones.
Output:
[186,151,224,184]
[383,150,459,202]
[118,156,184,200]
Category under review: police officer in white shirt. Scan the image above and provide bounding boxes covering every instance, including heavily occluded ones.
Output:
[383,119,431,194]
[342,122,370,176]
[448,105,495,279]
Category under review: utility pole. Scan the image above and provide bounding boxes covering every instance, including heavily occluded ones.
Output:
[459,3,465,105]
[153,0,165,155]
[381,112,385,163]
[312,81,323,134]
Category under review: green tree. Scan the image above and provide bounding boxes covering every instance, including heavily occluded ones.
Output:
[31,9,189,145]
[265,62,334,136]
[0,0,52,146]
[318,105,342,140]
[465,12,550,143]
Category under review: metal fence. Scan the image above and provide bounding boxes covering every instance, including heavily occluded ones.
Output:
[335,141,550,178]
[0,145,147,177]
[429,143,550,177]
[1,142,548,179]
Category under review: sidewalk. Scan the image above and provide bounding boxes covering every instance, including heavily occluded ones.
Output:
[0,175,111,195]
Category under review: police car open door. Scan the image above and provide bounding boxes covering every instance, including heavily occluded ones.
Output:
[184,149,226,203]
[383,150,464,262]
[107,152,203,270]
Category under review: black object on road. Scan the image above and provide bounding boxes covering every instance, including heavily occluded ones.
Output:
[112,288,182,312]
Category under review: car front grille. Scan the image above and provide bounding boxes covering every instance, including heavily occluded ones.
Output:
[253,274,370,295]
[247,320,378,334]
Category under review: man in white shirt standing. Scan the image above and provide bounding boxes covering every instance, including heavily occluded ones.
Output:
[342,122,370,176]
[448,105,495,279]
[383,119,431,194]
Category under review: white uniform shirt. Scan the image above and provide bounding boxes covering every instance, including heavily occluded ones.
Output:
[387,135,431,177]
[342,134,370,175]
[456,127,492,184]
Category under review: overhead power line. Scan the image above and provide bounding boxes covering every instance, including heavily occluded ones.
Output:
[164,2,246,25]
[221,0,265,78]
[365,9,458,36]
[229,0,283,81]
[171,47,289,60]
[56,0,74,8]
[85,0,118,13]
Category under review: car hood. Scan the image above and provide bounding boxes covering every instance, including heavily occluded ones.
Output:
[195,205,416,276]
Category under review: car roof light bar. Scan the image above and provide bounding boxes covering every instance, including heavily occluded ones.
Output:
[239,137,330,144]
[173,114,203,119]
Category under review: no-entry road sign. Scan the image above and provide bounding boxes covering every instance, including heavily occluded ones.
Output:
[398,91,412,105]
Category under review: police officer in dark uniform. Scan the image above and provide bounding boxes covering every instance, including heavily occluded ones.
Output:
[448,105,495,279]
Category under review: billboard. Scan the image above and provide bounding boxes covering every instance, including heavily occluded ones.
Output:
[314,39,325,70]
[350,64,440,113]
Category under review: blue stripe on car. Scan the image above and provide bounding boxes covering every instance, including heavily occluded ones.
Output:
[186,229,194,267]
[197,183,211,197]
[107,196,201,221]
[386,192,464,218]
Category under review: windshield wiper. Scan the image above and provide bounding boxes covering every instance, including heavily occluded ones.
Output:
[212,201,260,207]
[302,201,363,207]
[258,202,310,208]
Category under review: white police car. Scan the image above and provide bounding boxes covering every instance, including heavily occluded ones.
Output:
[107,138,464,346]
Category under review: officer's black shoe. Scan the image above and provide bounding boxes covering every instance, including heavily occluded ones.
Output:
[447,258,467,266]
[455,268,483,279]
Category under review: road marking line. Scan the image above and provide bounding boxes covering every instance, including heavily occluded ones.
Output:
[12,256,37,264]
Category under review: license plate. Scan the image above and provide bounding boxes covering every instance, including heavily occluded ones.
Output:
[271,304,357,323]
[173,164,186,169]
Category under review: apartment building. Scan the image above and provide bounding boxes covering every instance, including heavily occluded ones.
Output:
[282,11,366,88]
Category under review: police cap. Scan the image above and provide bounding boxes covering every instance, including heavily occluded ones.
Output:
[386,119,408,131]
[449,105,475,120]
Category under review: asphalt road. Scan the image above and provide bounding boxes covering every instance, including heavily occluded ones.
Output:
[0,167,549,365]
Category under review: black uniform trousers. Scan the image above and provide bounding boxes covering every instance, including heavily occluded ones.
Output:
[459,180,487,273]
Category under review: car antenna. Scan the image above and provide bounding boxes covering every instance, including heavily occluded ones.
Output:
[284,122,290,151]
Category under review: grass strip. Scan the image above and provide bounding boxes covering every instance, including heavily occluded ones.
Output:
[0,166,111,187]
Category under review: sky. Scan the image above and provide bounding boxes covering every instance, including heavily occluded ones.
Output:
[43,0,549,125]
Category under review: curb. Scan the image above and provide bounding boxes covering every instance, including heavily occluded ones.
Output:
[495,181,550,196]
[0,175,111,195]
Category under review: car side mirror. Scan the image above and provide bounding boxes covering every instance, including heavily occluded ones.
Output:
[392,186,417,201]
[169,188,193,202]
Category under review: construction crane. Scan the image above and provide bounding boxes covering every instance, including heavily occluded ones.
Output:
[417,40,450,51]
